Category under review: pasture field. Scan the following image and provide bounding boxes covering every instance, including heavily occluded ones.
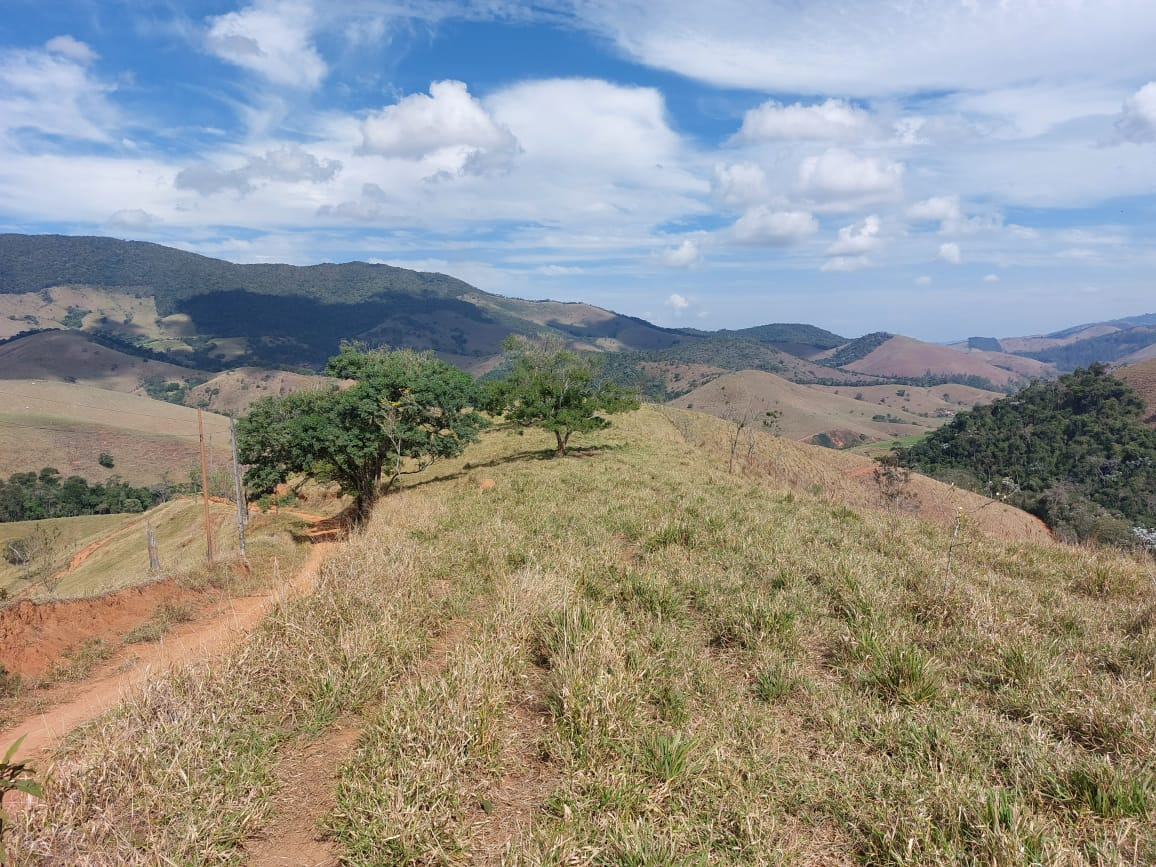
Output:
[7,406,1154,864]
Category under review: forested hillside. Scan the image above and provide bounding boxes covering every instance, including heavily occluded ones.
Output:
[898,364,1156,543]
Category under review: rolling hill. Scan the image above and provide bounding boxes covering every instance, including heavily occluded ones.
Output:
[665,369,1001,447]
[1116,357,1156,427]
[837,334,1052,387]
[0,234,687,370]
[0,379,233,485]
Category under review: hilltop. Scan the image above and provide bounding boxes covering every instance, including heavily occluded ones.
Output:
[6,406,1150,864]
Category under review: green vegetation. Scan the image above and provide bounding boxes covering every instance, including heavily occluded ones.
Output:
[968,336,1004,351]
[819,331,893,367]
[1016,326,1156,370]
[237,344,487,522]
[10,408,1155,864]
[0,467,156,523]
[899,364,1156,542]
[484,335,639,456]
[1,737,43,863]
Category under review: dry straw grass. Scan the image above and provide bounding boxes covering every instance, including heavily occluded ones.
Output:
[8,405,1156,864]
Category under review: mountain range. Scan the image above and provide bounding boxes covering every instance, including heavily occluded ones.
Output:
[2,233,1155,448]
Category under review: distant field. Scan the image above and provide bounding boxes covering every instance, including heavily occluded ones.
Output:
[0,329,201,393]
[0,379,232,484]
[668,369,953,444]
[847,432,929,458]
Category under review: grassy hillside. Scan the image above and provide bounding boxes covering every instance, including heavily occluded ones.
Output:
[0,380,232,484]
[667,370,956,445]
[841,336,1044,388]
[1117,358,1156,427]
[0,498,246,600]
[0,330,204,392]
[13,407,1153,863]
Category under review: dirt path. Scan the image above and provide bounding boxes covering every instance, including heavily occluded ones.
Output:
[241,605,484,866]
[0,542,334,765]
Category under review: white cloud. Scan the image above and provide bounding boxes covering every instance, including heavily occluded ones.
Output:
[711,162,768,208]
[730,207,818,246]
[798,148,903,207]
[361,80,520,176]
[205,0,326,90]
[107,208,159,229]
[938,242,962,264]
[984,273,1000,283]
[44,35,96,65]
[1114,81,1156,144]
[486,78,682,172]
[821,256,869,272]
[659,239,702,267]
[908,196,961,224]
[667,292,690,310]
[538,264,584,275]
[0,45,116,141]
[176,144,342,195]
[914,275,932,286]
[734,98,873,142]
[571,1,1156,97]
[828,214,881,255]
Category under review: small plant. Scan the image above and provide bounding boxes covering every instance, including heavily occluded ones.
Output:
[98,452,115,469]
[873,454,918,512]
[752,662,805,703]
[865,644,941,705]
[1,736,44,862]
[638,731,700,784]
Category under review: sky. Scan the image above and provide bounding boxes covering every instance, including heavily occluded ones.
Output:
[2,1,1156,342]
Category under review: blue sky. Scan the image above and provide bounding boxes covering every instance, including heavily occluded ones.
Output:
[3,1,1156,341]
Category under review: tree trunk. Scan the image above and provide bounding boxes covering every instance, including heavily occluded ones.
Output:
[555,429,571,457]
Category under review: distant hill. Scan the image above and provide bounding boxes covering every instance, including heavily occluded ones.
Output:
[0,234,687,370]
[665,369,1000,447]
[835,335,1050,388]
[0,379,232,485]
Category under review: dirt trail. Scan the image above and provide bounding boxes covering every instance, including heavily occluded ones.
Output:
[0,542,334,765]
[242,606,484,866]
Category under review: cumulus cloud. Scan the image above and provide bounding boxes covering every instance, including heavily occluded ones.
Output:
[938,242,962,264]
[1113,81,1156,144]
[176,144,341,195]
[667,292,690,310]
[361,80,520,175]
[821,256,869,272]
[0,45,115,140]
[984,273,1000,282]
[914,275,932,286]
[485,78,680,172]
[107,208,159,229]
[799,148,903,207]
[205,0,326,90]
[659,239,702,267]
[44,35,96,64]
[734,98,873,142]
[907,195,961,224]
[828,215,881,255]
[711,162,769,207]
[730,207,818,246]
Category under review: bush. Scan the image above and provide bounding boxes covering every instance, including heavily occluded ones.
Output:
[98,452,115,469]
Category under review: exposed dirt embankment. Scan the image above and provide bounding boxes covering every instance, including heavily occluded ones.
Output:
[0,578,204,677]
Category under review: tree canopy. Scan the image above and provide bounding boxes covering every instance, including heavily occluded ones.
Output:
[236,345,487,522]
[484,336,639,456]
[897,364,1156,543]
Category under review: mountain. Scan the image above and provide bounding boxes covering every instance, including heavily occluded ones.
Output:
[0,234,687,370]
[993,313,1156,371]
[826,334,1052,388]
[1116,357,1156,427]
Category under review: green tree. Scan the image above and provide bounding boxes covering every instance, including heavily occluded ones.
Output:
[485,336,639,457]
[236,345,487,523]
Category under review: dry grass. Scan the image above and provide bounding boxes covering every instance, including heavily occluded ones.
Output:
[7,405,1156,864]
